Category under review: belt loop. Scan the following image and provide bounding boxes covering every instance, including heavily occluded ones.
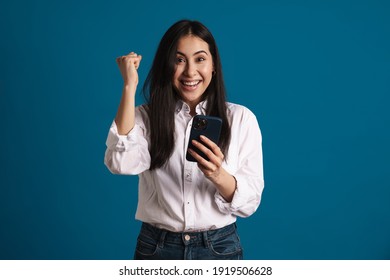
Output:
[202,231,209,248]
[158,230,167,249]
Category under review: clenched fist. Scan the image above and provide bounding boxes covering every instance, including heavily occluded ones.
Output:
[116,52,142,86]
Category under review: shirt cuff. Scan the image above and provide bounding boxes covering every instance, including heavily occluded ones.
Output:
[105,120,141,152]
[214,175,250,214]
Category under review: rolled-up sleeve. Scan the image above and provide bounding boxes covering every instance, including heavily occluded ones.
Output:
[215,109,264,217]
[104,116,151,175]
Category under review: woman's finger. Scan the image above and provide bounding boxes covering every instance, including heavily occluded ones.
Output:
[117,55,142,70]
[199,135,224,159]
[188,148,216,171]
[191,139,223,164]
[191,141,223,170]
[133,55,142,69]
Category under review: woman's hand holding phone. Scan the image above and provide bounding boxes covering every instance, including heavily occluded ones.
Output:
[186,115,224,180]
[188,135,225,180]
[186,115,236,202]
[189,136,236,202]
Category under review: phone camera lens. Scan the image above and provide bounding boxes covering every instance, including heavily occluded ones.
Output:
[194,118,207,130]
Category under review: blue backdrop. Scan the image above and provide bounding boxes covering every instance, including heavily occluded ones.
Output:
[1,0,389,259]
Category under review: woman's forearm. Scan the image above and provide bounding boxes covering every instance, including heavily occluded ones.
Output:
[115,84,137,135]
[114,52,142,135]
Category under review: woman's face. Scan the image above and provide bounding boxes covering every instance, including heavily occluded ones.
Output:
[173,35,214,108]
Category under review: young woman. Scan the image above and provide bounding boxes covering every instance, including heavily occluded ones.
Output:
[104,20,264,260]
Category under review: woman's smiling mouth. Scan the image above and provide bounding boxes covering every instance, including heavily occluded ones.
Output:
[180,80,202,90]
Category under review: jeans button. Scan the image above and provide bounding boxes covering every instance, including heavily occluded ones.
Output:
[184,234,191,241]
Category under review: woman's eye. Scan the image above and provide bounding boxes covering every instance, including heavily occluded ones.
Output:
[176,57,185,63]
[197,57,206,62]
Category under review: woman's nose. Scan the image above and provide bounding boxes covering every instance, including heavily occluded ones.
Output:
[184,62,197,77]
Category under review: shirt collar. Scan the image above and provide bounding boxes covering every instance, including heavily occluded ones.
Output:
[175,100,208,115]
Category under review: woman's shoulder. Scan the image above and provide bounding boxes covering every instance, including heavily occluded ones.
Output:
[133,104,150,127]
[134,104,150,117]
[135,103,148,112]
[226,102,257,119]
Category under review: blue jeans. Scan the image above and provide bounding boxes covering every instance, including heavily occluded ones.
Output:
[134,222,243,260]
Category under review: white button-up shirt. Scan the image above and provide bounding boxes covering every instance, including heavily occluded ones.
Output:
[104,100,264,232]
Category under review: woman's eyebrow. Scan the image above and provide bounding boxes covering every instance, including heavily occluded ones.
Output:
[176,50,209,56]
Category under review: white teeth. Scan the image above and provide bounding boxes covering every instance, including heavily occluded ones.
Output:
[182,80,200,86]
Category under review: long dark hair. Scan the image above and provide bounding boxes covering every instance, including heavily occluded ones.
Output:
[143,20,231,170]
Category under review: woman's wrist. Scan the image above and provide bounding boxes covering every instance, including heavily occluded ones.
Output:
[212,168,237,202]
[123,82,137,93]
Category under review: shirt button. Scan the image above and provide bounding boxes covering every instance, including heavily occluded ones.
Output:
[184,234,191,241]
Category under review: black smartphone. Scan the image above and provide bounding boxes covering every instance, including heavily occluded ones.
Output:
[186,115,222,162]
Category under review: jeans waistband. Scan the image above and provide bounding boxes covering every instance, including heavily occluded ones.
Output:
[140,222,237,246]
